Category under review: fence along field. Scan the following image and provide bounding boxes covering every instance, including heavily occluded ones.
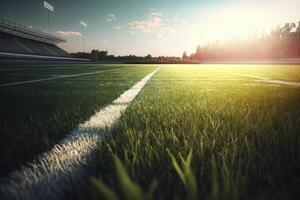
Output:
[0,64,300,200]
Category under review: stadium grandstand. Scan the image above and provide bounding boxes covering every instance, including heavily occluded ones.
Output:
[0,18,89,62]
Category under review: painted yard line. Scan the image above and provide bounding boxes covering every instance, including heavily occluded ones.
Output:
[0,69,120,88]
[114,68,158,104]
[239,74,300,87]
[0,67,160,200]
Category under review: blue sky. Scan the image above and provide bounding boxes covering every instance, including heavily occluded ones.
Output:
[0,0,299,56]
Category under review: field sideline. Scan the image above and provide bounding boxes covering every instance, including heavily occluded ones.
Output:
[0,64,300,200]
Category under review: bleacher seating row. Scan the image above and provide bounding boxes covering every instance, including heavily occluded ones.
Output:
[0,32,70,57]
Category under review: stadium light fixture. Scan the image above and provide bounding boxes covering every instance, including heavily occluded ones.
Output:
[80,21,87,27]
[44,1,54,34]
[80,21,87,52]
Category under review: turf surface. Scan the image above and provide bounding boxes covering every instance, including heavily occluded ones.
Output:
[90,65,300,200]
[1,64,300,200]
[0,64,156,177]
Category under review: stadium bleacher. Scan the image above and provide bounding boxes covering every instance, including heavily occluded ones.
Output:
[0,18,73,59]
[0,32,70,57]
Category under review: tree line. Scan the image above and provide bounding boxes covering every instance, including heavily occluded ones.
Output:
[185,21,300,61]
[72,21,300,63]
[71,50,193,64]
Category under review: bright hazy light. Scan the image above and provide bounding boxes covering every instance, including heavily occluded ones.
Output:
[186,0,300,49]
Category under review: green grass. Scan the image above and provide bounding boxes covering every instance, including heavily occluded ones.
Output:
[88,65,300,200]
[0,64,156,178]
[1,64,299,199]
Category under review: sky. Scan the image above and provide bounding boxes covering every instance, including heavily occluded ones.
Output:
[0,0,299,56]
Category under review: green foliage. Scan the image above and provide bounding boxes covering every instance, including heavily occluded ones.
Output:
[71,50,191,64]
[91,155,157,200]
[2,64,300,199]
[114,155,144,200]
[91,177,119,200]
[92,65,300,200]
[189,21,300,60]
[169,150,197,200]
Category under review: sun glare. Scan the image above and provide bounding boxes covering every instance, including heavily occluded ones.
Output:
[188,0,300,46]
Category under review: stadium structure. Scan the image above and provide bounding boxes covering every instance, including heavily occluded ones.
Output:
[0,18,89,63]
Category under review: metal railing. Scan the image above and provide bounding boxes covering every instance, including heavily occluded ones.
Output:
[0,18,66,44]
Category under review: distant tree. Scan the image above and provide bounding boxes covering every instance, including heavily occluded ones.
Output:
[182,51,188,60]
[146,54,152,59]
[297,21,300,32]
[99,51,108,59]
[189,45,202,60]
[71,52,90,59]
[90,50,100,60]
[185,20,300,60]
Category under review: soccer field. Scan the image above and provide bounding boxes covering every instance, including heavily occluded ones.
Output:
[1,64,300,199]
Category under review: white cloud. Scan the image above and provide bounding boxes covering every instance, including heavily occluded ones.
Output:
[170,15,179,21]
[125,16,162,32]
[150,12,163,18]
[153,27,176,37]
[117,12,176,37]
[127,30,135,34]
[107,14,116,22]
[54,31,82,37]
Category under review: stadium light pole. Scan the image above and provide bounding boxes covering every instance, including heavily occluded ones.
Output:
[80,21,87,52]
[44,1,54,34]
[298,22,300,57]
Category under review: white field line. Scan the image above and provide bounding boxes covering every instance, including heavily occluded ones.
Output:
[0,67,160,200]
[239,74,300,87]
[0,69,120,87]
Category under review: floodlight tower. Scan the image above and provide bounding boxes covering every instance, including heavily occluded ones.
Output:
[298,21,300,57]
[44,1,54,34]
[80,21,87,52]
